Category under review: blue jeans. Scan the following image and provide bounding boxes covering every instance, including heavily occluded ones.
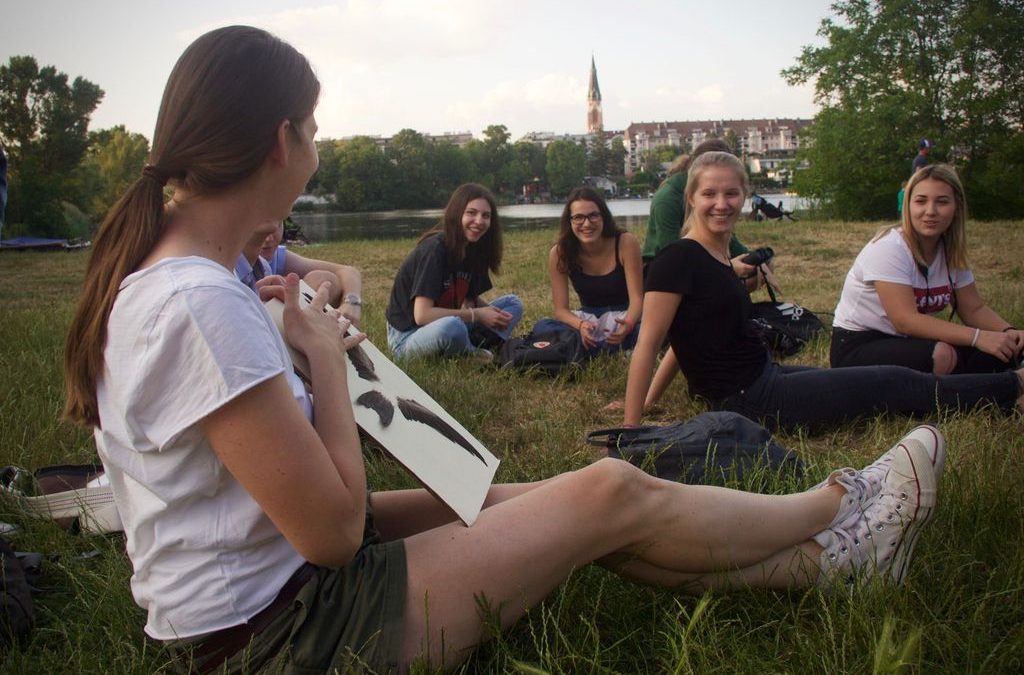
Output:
[714,360,1020,431]
[533,304,640,355]
[387,294,523,358]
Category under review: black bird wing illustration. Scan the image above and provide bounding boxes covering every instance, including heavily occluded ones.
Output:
[396,397,487,465]
[347,343,380,382]
[356,390,394,426]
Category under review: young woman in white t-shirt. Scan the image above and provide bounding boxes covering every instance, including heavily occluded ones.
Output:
[62,27,949,674]
[832,164,1023,373]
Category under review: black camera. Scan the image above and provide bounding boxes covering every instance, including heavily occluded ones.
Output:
[740,247,774,266]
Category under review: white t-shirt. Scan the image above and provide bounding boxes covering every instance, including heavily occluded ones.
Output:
[94,257,311,640]
[833,228,974,335]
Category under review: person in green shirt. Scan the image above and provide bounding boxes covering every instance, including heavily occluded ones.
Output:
[643,139,750,268]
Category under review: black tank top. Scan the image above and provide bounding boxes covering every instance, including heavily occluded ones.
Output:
[569,234,629,308]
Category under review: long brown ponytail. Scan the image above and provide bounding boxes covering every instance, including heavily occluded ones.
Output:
[63,26,319,426]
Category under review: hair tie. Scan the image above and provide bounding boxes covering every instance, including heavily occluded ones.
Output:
[142,164,168,186]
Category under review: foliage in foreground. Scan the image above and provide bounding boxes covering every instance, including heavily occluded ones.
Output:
[1,219,1022,673]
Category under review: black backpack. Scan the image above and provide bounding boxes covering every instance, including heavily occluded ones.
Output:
[586,411,804,488]
[749,284,825,358]
[499,327,588,376]
[1,536,35,647]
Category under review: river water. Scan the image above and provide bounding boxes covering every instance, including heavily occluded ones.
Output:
[291,194,806,242]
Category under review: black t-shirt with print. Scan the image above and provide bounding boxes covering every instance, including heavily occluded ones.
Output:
[645,239,768,401]
[386,234,493,331]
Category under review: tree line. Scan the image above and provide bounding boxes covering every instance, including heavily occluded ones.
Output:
[307,125,627,212]
[3,1,1022,239]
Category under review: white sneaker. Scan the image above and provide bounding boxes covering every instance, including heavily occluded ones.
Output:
[817,440,938,590]
[813,425,947,520]
[469,348,494,364]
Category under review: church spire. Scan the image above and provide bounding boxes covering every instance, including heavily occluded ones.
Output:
[587,55,604,134]
[588,55,601,102]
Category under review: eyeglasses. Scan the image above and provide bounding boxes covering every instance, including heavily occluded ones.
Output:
[569,212,602,225]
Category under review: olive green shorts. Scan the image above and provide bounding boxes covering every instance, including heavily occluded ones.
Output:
[177,501,408,675]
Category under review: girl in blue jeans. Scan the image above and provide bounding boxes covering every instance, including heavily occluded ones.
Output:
[625,151,1023,431]
[533,186,643,354]
[385,183,522,360]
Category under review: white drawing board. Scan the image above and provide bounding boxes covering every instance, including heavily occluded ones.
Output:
[264,281,498,525]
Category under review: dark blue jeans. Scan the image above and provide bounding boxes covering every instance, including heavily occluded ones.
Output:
[714,360,1020,431]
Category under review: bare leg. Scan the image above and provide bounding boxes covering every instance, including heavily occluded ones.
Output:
[397,459,844,669]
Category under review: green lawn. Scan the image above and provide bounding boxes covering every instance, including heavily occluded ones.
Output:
[1,219,1022,673]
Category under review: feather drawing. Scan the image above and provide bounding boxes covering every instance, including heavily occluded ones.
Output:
[396,397,486,465]
[347,344,380,382]
[356,390,394,427]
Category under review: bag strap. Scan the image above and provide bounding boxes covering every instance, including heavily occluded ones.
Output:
[762,267,779,304]
[585,426,655,447]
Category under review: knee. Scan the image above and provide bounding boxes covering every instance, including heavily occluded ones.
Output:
[932,342,957,374]
[576,458,651,510]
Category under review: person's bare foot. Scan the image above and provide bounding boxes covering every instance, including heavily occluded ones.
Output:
[602,399,625,412]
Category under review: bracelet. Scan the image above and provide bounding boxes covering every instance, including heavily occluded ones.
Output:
[469,307,475,323]
[970,328,980,348]
[1003,326,1016,333]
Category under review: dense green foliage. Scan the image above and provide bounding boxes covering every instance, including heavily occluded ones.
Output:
[784,0,1024,220]
[1,219,1023,672]
[0,56,104,237]
[307,124,621,211]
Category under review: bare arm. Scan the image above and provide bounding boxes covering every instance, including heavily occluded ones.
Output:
[285,249,363,323]
[201,276,367,567]
[646,346,680,407]
[876,280,1020,361]
[624,291,682,426]
[606,233,644,345]
[547,245,597,347]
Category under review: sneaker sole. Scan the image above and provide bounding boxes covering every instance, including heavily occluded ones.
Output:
[886,441,937,585]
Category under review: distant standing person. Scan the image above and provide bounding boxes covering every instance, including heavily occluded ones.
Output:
[912,139,933,175]
[386,183,523,360]
[831,163,1022,374]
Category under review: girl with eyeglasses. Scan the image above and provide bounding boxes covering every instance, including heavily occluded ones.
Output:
[532,186,643,352]
[385,182,523,361]
[625,152,1024,431]
[831,164,1022,374]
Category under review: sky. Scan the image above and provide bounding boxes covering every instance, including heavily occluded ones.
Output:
[2,0,833,142]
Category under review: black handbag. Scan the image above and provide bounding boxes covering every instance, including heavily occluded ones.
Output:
[749,283,825,358]
[587,411,804,488]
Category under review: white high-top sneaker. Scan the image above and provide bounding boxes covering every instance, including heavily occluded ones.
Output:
[817,440,938,590]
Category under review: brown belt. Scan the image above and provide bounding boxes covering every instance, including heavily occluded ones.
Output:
[189,562,317,674]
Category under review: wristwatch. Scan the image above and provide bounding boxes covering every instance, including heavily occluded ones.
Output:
[342,293,362,306]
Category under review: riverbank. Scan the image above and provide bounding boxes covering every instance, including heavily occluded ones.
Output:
[1,218,1022,672]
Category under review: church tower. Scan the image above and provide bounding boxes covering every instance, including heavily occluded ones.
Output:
[586,55,603,135]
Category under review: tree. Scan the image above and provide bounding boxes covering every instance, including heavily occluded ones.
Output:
[75,125,149,221]
[0,55,103,235]
[586,134,611,177]
[387,129,433,208]
[607,137,627,177]
[545,140,586,197]
[331,136,395,211]
[783,0,1024,219]
[426,142,473,204]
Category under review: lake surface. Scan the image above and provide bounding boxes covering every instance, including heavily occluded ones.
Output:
[291,194,806,242]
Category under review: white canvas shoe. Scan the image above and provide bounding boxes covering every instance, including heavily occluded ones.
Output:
[813,425,946,522]
[817,440,938,590]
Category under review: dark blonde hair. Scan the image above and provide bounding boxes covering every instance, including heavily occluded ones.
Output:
[682,151,750,232]
[419,182,503,275]
[64,26,320,427]
[888,163,969,270]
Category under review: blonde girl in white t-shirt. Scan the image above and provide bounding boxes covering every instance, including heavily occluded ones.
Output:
[832,164,1023,373]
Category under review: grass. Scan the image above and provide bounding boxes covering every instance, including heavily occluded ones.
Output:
[1,218,1023,673]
